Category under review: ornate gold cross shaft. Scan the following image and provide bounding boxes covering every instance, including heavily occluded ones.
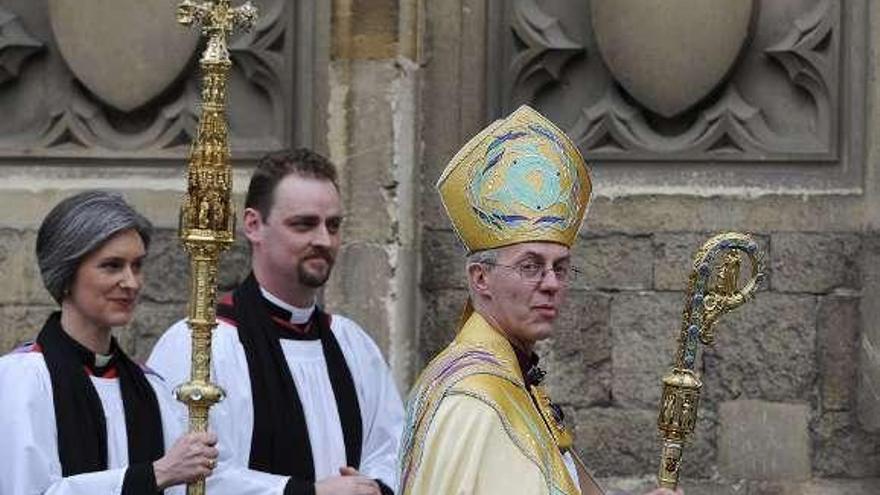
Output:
[174,1,257,494]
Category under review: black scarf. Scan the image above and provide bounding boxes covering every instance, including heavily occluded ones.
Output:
[36,312,164,493]
[225,273,363,482]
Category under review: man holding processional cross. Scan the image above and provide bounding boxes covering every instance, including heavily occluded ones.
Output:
[147,1,403,495]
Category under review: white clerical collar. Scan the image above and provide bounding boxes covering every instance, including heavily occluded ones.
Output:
[259,286,316,324]
[94,352,113,368]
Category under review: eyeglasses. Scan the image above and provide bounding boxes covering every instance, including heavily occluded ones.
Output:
[484,261,581,285]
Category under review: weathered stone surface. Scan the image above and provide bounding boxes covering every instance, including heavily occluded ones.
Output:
[654,233,770,292]
[332,0,398,60]
[591,0,753,118]
[573,407,715,477]
[817,295,860,411]
[418,288,467,368]
[573,407,660,476]
[123,301,187,363]
[585,196,868,235]
[859,232,880,431]
[771,233,861,294]
[702,293,817,405]
[340,60,396,244]
[599,477,880,495]
[610,292,683,408]
[718,400,810,481]
[747,479,880,495]
[325,242,391,354]
[141,229,189,304]
[420,0,488,231]
[421,229,466,289]
[217,236,252,292]
[571,234,653,291]
[0,305,55,353]
[47,0,198,112]
[0,229,53,305]
[538,291,612,408]
[812,411,880,478]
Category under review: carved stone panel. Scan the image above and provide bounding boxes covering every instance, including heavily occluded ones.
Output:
[0,0,319,164]
[487,0,867,191]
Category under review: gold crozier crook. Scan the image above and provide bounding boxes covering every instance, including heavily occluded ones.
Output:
[174,1,257,494]
[656,233,765,490]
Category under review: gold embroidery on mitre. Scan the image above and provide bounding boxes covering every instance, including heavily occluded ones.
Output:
[437,105,592,252]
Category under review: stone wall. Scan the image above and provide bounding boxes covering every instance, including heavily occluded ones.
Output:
[417,0,880,493]
[422,226,880,493]
[0,0,878,493]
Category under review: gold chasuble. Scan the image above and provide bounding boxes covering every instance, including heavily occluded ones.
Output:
[401,105,595,495]
[399,312,580,495]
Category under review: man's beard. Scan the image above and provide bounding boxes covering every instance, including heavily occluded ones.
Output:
[297,251,335,288]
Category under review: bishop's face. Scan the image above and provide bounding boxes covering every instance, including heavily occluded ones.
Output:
[476,241,570,348]
[245,174,342,300]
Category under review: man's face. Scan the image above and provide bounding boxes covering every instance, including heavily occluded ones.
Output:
[477,241,571,347]
[245,174,342,294]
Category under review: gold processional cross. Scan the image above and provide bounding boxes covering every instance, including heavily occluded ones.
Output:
[173,1,257,494]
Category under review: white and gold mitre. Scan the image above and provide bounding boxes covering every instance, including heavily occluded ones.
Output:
[437,105,592,252]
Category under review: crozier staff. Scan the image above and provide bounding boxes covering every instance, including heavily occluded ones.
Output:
[0,191,217,494]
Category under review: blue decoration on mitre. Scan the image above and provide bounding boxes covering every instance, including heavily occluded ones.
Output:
[437,105,592,252]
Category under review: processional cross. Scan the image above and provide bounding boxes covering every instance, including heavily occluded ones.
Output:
[173,1,257,494]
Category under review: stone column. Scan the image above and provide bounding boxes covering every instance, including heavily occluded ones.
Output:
[857,0,880,433]
[324,0,423,390]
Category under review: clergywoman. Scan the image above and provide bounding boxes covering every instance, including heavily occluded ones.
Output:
[0,191,218,494]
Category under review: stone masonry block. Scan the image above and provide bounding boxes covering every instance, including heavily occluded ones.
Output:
[702,293,816,405]
[420,0,486,231]
[574,407,660,477]
[343,60,395,244]
[610,292,683,408]
[718,400,810,481]
[217,236,252,292]
[325,242,391,354]
[600,478,880,495]
[142,229,189,304]
[0,305,56,353]
[817,295,860,411]
[418,288,467,368]
[0,229,53,305]
[858,232,880,431]
[654,232,770,292]
[771,233,860,293]
[571,234,653,291]
[421,229,466,289]
[140,229,250,304]
[750,479,880,495]
[538,291,613,408]
[125,301,187,362]
[574,407,715,478]
[812,411,880,478]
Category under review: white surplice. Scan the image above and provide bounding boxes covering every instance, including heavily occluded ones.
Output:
[0,346,186,495]
[147,296,404,495]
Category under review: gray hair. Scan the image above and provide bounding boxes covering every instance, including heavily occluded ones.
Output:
[466,248,499,267]
[36,191,153,304]
[464,248,500,300]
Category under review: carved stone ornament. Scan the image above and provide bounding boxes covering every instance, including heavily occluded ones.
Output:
[48,0,199,112]
[591,0,754,118]
[0,7,44,85]
[487,0,863,186]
